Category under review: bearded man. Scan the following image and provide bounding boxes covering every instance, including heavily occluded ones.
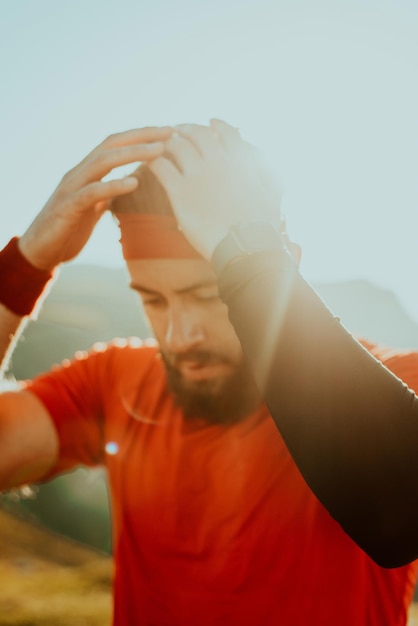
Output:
[0,122,417,625]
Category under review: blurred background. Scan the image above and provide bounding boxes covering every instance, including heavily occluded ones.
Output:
[1,1,418,624]
[1,0,418,319]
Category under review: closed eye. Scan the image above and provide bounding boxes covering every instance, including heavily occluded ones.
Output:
[193,287,220,301]
[129,286,166,308]
[140,295,166,308]
[130,280,219,305]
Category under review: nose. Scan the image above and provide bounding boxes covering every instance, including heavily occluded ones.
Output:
[165,304,206,354]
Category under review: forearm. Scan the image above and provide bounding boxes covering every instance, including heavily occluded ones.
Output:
[218,249,418,568]
[147,120,418,565]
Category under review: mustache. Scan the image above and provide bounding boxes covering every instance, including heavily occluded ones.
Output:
[163,349,230,370]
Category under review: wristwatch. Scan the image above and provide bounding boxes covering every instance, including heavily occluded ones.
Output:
[211,222,283,276]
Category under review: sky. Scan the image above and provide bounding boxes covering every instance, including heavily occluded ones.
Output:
[1,0,417,321]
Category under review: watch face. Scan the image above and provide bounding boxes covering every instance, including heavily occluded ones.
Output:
[212,222,282,276]
[234,222,280,251]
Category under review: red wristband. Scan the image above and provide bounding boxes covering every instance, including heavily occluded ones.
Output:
[0,237,54,316]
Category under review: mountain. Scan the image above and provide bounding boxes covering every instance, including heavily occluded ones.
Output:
[9,264,150,380]
[0,506,108,566]
[10,265,418,383]
[314,279,418,349]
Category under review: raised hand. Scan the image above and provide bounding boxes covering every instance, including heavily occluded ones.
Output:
[149,119,281,260]
[19,126,172,270]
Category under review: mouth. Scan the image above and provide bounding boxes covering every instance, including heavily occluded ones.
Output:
[177,359,232,381]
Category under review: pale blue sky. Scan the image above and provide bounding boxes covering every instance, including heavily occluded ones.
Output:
[1,0,417,320]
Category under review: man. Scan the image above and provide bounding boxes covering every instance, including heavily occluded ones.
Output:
[0,121,417,625]
[153,120,418,570]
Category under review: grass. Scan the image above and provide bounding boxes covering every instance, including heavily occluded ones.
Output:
[0,559,111,626]
[409,605,418,626]
[0,508,112,625]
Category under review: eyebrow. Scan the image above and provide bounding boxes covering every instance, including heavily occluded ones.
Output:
[130,280,218,296]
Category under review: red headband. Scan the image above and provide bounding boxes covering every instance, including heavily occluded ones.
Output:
[118,214,202,260]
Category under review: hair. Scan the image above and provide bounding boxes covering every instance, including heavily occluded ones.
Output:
[111,164,175,216]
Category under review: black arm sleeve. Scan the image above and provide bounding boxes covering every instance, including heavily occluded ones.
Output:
[218,247,418,568]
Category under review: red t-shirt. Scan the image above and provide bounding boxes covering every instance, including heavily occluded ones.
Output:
[26,338,418,626]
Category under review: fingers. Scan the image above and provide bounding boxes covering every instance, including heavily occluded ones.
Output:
[62,141,166,197]
[174,123,223,160]
[210,118,242,152]
[163,134,202,173]
[98,126,173,150]
[75,142,166,186]
[69,126,173,188]
[66,176,139,214]
[149,156,182,198]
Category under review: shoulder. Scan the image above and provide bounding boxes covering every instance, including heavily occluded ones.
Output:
[88,336,159,362]
[28,336,162,388]
[77,336,163,380]
[25,336,165,416]
[359,337,418,393]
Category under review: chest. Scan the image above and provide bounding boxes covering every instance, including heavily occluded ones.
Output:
[105,404,314,550]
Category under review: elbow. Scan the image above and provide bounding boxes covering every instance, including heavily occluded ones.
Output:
[340,514,418,569]
[363,543,418,570]
[363,532,418,569]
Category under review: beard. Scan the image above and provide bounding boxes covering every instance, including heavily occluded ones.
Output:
[161,348,262,425]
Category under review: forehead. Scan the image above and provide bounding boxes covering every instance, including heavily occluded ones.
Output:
[126,258,217,292]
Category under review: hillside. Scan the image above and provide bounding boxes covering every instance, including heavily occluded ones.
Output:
[9,264,149,380]
[315,279,418,349]
[0,508,111,626]
[9,266,418,382]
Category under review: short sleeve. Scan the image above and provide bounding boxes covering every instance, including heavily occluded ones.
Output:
[24,345,111,476]
[360,339,418,395]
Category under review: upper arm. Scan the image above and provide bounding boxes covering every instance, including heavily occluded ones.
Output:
[0,388,59,490]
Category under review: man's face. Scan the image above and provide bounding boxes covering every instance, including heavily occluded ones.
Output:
[127,258,261,424]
